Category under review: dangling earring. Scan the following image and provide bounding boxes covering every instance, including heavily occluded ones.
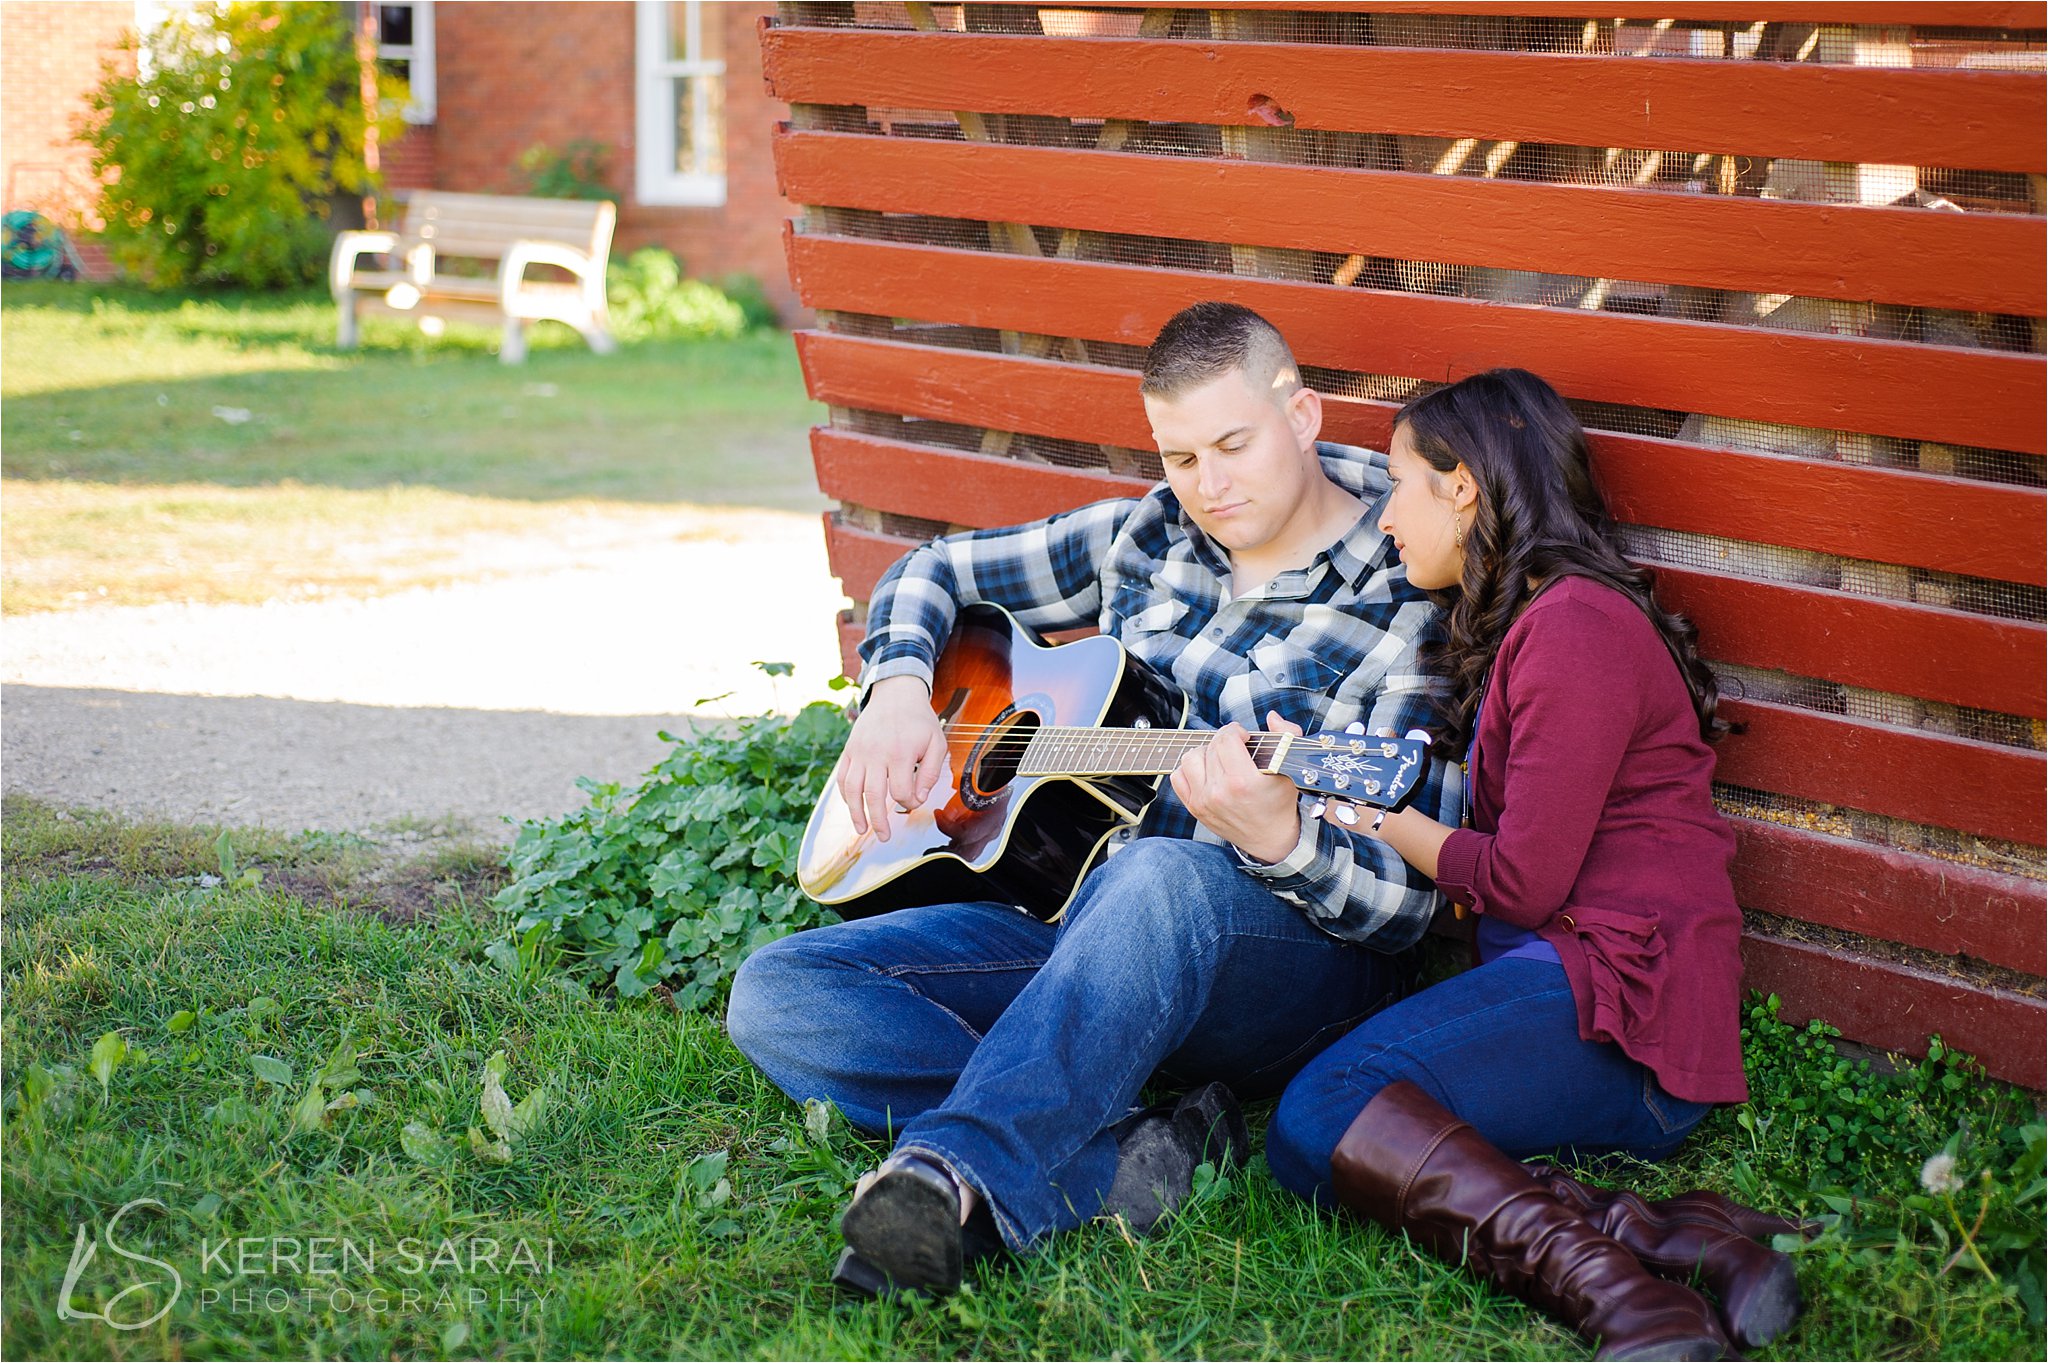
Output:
[1451,511,1465,549]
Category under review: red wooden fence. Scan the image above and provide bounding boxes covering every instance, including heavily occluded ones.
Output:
[765,1,2047,1087]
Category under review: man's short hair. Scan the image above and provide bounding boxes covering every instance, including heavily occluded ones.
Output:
[1140,301,1301,400]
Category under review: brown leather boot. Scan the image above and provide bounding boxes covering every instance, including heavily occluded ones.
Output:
[1331,1082,1728,1362]
[1524,1161,1821,1241]
[1526,1165,1804,1350]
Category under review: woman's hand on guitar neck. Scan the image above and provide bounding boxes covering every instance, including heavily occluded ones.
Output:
[1169,712,1307,866]
[838,676,952,843]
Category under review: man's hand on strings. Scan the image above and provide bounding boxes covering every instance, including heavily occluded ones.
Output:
[836,675,951,842]
[1170,711,1305,865]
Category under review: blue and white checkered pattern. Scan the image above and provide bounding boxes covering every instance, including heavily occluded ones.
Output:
[857,442,1464,951]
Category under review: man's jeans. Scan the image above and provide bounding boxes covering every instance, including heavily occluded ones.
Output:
[1265,955,1714,1210]
[727,838,1410,1252]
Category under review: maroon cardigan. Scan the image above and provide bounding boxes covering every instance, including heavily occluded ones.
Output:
[1433,576,1749,1104]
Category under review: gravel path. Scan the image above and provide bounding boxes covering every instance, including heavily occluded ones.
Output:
[1,509,852,843]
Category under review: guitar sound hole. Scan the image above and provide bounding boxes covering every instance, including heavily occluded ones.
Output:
[963,709,1041,808]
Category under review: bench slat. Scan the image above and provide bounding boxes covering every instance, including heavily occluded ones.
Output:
[795,332,2048,585]
[394,191,614,259]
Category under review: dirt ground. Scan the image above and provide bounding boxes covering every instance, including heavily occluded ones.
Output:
[1,508,852,847]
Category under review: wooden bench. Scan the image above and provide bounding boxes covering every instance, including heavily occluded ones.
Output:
[329,191,617,363]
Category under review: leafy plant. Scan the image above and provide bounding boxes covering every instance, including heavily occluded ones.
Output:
[1708,995,2046,1322]
[81,1,406,287]
[712,271,781,331]
[606,247,747,343]
[516,139,618,202]
[490,692,851,1010]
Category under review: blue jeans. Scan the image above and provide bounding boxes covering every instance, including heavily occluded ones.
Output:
[1265,956,1713,1210]
[727,838,1412,1251]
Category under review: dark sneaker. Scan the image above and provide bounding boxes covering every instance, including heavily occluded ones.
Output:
[1100,1081,1247,1237]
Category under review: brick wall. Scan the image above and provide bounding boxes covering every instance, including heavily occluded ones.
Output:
[383,124,438,194]
[0,0,135,277]
[434,1,797,318]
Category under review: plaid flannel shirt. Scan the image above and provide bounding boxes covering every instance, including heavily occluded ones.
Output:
[857,441,1465,952]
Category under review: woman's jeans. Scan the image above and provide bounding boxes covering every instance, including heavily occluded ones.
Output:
[726,838,1411,1252]
[1265,955,1713,1210]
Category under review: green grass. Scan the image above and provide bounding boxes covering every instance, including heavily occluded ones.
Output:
[0,283,824,613]
[3,799,2037,1360]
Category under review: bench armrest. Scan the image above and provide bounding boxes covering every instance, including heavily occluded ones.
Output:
[329,230,399,297]
[499,239,606,308]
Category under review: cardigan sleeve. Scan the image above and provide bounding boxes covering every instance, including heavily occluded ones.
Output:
[1432,597,1644,929]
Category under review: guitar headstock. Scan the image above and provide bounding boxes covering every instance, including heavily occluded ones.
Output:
[1271,733,1431,810]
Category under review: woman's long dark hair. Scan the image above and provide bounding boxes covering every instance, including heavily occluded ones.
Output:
[1395,368,1733,757]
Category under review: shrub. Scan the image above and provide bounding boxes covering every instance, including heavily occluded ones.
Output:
[516,140,618,202]
[81,1,405,288]
[489,695,851,1011]
[713,271,782,331]
[605,247,747,343]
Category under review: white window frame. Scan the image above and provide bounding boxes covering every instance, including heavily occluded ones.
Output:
[635,0,727,207]
[375,0,437,125]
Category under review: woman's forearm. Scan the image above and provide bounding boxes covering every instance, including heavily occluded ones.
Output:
[1372,805,1456,882]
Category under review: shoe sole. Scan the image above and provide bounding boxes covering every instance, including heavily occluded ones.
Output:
[1723,1252,1801,1350]
[839,1165,962,1295]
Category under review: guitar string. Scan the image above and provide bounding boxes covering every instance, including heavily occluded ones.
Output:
[910,723,1393,746]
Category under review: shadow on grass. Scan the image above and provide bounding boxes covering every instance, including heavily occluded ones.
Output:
[1,283,826,510]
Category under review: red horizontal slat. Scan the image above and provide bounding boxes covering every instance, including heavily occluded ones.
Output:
[762,29,2048,173]
[1741,932,2044,1090]
[812,427,1151,527]
[813,438,2045,841]
[786,231,2048,455]
[777,131,2047,317]
[822,515,915,604]
[797,330,2048,584]
[1731,816,2046,977]
[1076,2,2047,21]
[823,513,2045,720]
[1592,437,2048,590]
[1655,566,2046,718]
[1716,697,2045,845]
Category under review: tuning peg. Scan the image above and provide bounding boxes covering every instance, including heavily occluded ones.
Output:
[1344,721,1366,735]
[1330,800,1360,827]
[1404,728,1433,744]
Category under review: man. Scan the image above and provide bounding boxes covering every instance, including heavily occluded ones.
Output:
[727,301,1461,1296]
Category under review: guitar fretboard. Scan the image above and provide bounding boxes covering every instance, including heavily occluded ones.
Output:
[1016,727,1287,777]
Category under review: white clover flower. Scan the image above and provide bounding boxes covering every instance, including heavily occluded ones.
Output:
[1919,1151,1965,1195]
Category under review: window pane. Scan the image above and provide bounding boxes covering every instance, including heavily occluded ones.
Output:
[378,4,414,48]
[666,1,693,61]
[696,1,724,67]
[379,57,411,84]
[672,75,725,178]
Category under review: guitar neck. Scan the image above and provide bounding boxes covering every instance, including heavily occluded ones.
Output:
[1015,727,1288,778]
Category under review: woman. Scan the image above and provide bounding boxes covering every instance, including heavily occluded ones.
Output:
[1265,370,1802,1361]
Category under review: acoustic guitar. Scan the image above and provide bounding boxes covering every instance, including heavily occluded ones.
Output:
[798,603,1431,922]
